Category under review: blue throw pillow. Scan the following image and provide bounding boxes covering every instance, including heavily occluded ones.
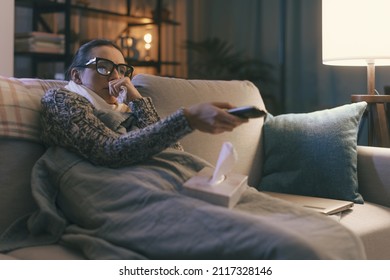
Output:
[259,102,367,204]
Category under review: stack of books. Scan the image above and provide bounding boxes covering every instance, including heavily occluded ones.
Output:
[15,32,65,54]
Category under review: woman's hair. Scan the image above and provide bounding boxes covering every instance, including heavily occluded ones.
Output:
[65,39,124,80]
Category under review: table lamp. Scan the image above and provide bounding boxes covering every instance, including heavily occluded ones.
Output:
[322,0,390,147]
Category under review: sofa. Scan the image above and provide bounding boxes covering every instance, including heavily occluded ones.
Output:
[0,73,390,260]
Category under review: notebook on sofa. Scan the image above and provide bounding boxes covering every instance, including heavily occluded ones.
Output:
[262,191,354,215]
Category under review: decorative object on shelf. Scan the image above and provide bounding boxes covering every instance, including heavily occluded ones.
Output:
[322,0,390,147]
[120,35,140,60]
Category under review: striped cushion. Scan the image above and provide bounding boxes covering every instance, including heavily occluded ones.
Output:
[0,76,67,142]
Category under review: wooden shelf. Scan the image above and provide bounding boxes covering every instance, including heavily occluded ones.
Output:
[15,0,179,78]
[16,0,179,25]
[351,95,390,103]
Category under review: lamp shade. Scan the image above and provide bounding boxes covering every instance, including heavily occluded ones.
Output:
[322,0,390,66]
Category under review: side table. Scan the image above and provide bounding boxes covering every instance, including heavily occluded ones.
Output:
[351,95,390,147]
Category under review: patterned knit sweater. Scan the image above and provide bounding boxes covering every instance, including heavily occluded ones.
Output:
[40,88,193,167]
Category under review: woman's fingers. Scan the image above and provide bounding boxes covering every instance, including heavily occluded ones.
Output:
[184,103,249,134]
[109,77,142,101]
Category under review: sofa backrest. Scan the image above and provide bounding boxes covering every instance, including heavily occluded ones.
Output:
[132,74,266,183]
[0,74,266,234]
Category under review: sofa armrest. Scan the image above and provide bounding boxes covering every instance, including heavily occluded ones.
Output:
[357,145,390,207]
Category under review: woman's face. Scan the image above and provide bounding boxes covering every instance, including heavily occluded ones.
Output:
[77,45,126,104]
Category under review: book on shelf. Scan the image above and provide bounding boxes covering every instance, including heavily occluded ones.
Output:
[15,32,65,54]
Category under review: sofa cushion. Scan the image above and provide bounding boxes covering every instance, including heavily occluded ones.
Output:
[340,202,390,260]
[0,76,67,143]
[259,102,367,203]
[0,77,42,142]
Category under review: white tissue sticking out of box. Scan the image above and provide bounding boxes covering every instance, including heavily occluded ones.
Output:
[117,86,127,104]
[209,141,238,185]
[183,141,247,208]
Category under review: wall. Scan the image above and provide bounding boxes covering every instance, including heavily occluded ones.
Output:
[0,0,14,77]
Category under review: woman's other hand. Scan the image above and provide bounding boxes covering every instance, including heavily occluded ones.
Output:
[183,102,249,134]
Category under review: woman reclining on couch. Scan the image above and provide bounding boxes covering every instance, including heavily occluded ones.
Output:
[2,39,365,260]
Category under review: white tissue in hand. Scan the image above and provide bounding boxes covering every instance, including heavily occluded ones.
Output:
[117,86,127,104]
[209,142,238,185]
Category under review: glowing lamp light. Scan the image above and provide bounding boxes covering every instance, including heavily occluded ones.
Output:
[322,0,390,95]
[144,33,152,44]
[125,37,133,47]
[143,33,153,61]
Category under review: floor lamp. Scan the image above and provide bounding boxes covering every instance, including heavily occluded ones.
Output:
[322,0,390,147]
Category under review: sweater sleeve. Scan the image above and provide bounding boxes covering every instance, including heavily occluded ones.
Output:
[128,97,184,151]
[40,88,193,167]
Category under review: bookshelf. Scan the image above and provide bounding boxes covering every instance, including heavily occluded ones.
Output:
[14,0,180,78]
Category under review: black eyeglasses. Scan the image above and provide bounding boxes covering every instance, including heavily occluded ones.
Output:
[78,57,134,78]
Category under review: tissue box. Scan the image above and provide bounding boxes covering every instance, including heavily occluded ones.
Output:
[183,167,247,208]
